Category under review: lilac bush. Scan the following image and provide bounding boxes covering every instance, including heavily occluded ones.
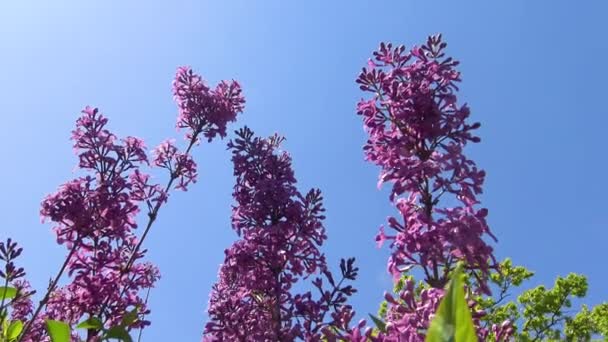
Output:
[1,33,604,342]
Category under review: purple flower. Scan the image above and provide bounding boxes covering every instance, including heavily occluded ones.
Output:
[10,280,34,322]
[173,66,245,142]
[153,139,197,191]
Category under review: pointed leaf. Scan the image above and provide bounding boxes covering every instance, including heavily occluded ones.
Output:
[0,287,17,300]
[369,314,387,333]
[3,318,9,337]
[7,320,23,340]
[76,317,103,330]
[104,326,133,342]
[46,320,70,342]
[425,264,476,342]
[120,308,138,327]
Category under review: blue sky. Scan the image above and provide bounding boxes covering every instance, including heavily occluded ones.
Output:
[1,1,606,340]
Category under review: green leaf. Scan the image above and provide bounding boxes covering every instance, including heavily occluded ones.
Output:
[7,320,23,341]
[2,318,9,338]
[104,326,133,342]
[369,314,387,333]
[76,317,103,330]
[45,320,71,342]
[425,263,476,342]
[120,308,139,327]
[0,287,17,300]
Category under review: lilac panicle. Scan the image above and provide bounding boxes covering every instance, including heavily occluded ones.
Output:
[356,35,496,282]
[37,107,160,336]
[204,127,358,341]
[153,139,198,191]
[173,66,245,142]
[344,34,512,340]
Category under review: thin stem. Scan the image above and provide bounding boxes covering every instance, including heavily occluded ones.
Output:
[313,275,347,334]
[123,130,199,272]
[272,270,282,340]
[18,242,79,342]
[98,129,200,323]
[530,294,569,341]
[136,287,151,342]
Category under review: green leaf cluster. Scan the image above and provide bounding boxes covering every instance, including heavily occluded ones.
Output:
[45,307,139,342]
[0,287,23,342]
[475,259,608,341]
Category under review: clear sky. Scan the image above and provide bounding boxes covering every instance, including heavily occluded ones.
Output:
[1,1,606,341]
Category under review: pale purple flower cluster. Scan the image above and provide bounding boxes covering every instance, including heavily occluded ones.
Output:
[356,35,496,282]
[37,107,161,334]
[348,35,512,340]
[153,139,198,191]
[9,280,34,322]
[173,66,245,142]
[204,127,358,341]
[381,280,444,340]
[129,170,167,206]
[333,281,446,341]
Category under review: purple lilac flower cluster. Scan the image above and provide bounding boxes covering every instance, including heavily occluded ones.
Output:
[204,127,358,342]
[338,34,512,341]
